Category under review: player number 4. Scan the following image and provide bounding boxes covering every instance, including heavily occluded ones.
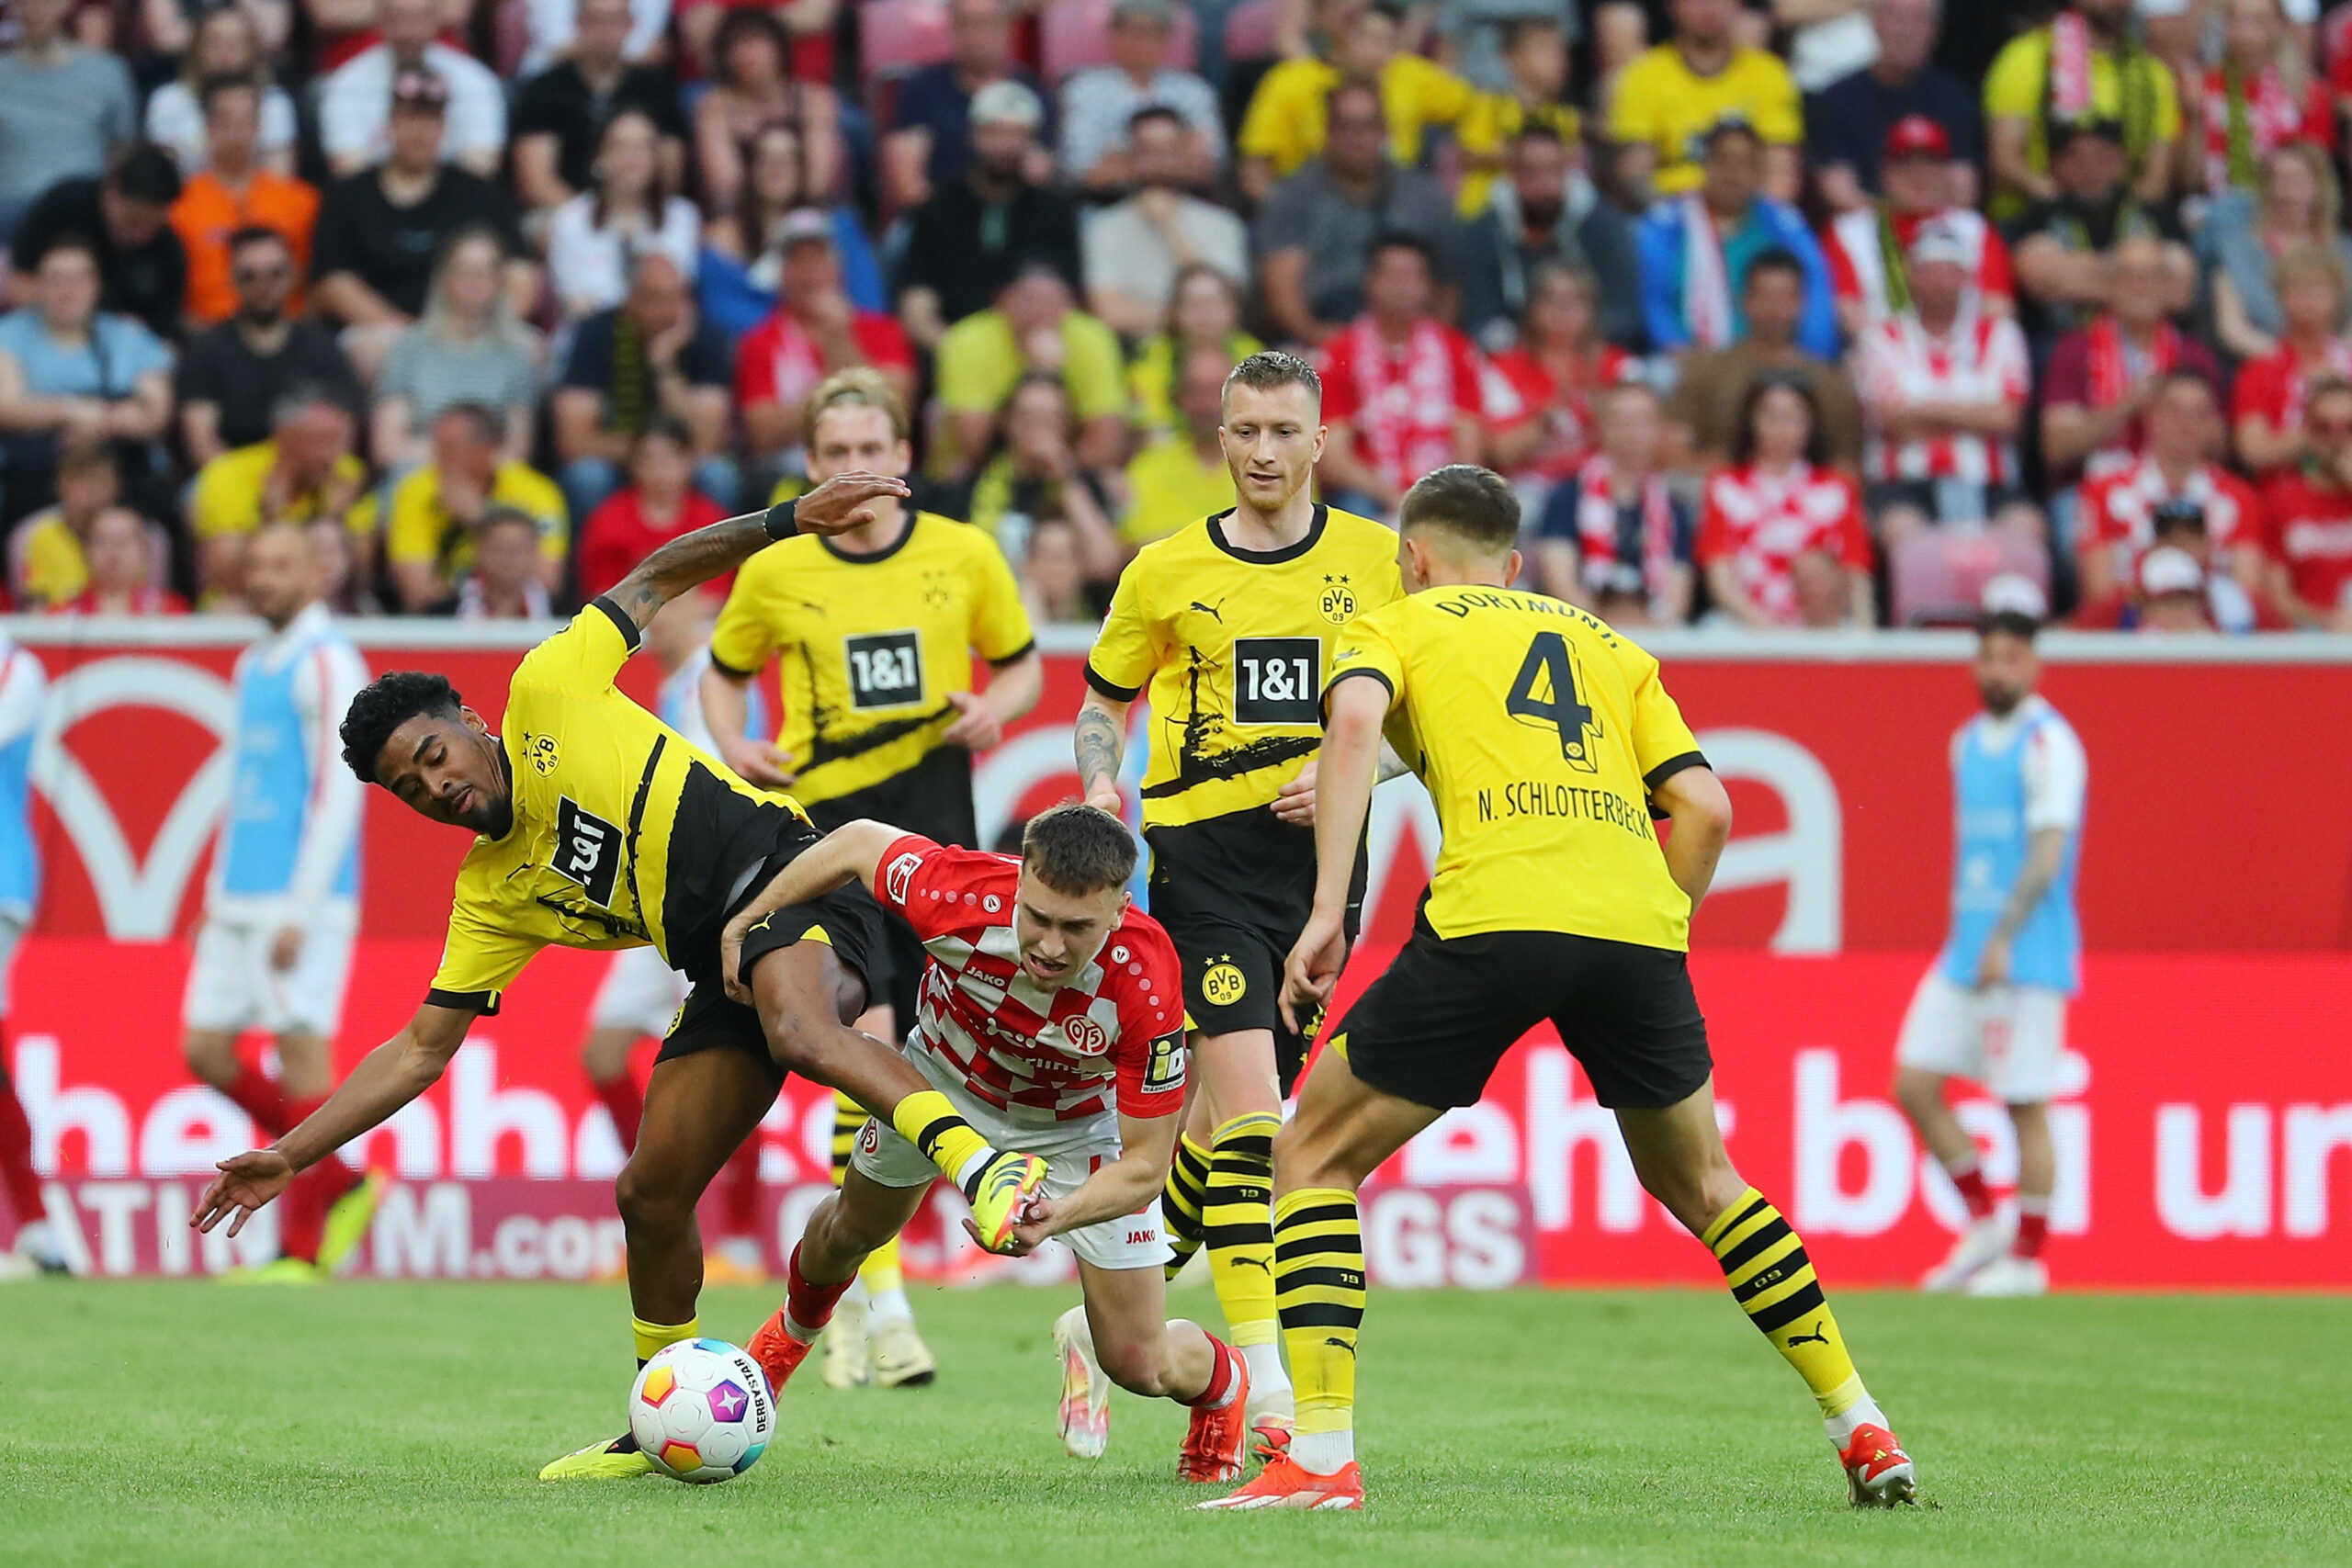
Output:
[1506,631,1599,770]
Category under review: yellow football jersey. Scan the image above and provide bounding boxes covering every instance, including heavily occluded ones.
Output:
[1606,43,1802,196]
[428,602,807,1011]
[1087,505,1403,830]
[707,513,1035,807]
[1329,587,1707,951]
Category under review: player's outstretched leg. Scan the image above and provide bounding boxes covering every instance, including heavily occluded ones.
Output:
[1618,1080,1917,1508]
[820,1088,935,1388]
[746,1165,927,1395]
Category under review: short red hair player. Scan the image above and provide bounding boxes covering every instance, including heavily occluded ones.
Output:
[722,805,1255,1481]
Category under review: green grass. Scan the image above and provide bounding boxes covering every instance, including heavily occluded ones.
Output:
[4,1283,2349,1567]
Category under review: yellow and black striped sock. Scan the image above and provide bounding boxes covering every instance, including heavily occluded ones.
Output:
[830,1090,904,1293]
[1703,1187,1865,1418]
[1272,1187,1363,1447]
[1204,1111,1283,1349]
[632,1314,699,1371]
[1160,1133,1212,1282]
[890,1089,994,1194]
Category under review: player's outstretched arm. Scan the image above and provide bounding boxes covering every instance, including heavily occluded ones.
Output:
[718,819,903,1002]
[603,471,911,633]
[1653,765,1734,911]
[1281,675,1385,1032]
[996,1108,1180,1256]
[1072,692,1130,814]
[190,1004,475,1237]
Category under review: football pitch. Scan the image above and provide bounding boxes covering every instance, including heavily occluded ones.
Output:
[5,1282,2348,1567]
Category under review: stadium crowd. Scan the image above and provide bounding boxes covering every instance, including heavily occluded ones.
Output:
[0,0,2348,632]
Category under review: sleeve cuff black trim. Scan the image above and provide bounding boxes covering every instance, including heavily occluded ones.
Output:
[1321,667,1394,722]
[707,649,759,680]
[589,595,642,652]
[425,987,502,1016]
[1643,750,1710,794]
[1084,663,1143,702]
[987,638,1037,671]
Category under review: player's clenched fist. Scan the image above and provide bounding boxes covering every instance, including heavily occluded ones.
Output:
[788,470,911,536]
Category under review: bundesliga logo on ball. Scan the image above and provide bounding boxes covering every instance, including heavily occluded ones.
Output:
[629,1340,777,1483]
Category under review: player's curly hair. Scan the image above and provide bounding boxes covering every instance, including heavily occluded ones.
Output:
[1022,804,1138,897]
[339,671,466,786]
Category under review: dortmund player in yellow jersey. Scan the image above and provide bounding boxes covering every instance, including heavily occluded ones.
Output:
[702,369,1043,1393]
[1204,466,1917,1513]
[189,475,1052,1479]
[1073,351,1405,1454]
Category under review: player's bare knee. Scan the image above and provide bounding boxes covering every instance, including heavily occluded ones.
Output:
[613,1161,691,1236]
[1095,1337,1170,1396]
[1271,1117,1341,1193]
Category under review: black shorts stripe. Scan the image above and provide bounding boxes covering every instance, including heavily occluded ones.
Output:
[1714,1217,1794,1278]
[1749,1280,1827,1335]
[424,987,500,1015]
[1729,1249,1813,1304]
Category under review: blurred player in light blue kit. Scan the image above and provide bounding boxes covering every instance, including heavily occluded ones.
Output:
[179,522,381,1282]
[580,590,775,1284]
[1894,577,2086,1298]
[0,634,59,1278]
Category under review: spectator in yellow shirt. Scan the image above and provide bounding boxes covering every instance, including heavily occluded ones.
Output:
[1983,0,2180,219]
[934,263,1130,481]
[1236,0,1478,202]
[1607,0,1803,204]
[187,385,372,604]
[1453,14,1580,218]
[6,437,169,610]
[384,401,569,611]
[1121,343,1238,548]
[1126,264,1260,442]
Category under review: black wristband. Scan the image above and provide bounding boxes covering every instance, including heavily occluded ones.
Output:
[763,499,797,541]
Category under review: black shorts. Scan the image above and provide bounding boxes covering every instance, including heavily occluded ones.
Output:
[1147,808,1365,1097]
[1334,912,1712,1112]
[805,746,978,1037]
[653,818,887,1087]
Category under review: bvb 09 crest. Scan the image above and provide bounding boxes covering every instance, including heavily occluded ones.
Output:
[1319,574,1357,626]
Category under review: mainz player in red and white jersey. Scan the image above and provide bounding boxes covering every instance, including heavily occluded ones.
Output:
[724,805,1258,1483]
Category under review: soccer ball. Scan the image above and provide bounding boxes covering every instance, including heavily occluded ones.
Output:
[628,1338,776,1483]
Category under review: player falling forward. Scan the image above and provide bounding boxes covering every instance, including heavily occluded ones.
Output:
[0,632,61,1279]
[578,593,769,1285]
[189,479,1053,1480]
[1206,466,1916,1512]
[1894,580,2085,1298]
[1073,350,1405,1453]
[715,805,1254,1483]
[703,369,1043,1387]
[180,523,382,1283]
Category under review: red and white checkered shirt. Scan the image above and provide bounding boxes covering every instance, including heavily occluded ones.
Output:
[1853,308,2032,485]
[1823,207,2013,328]
[875,835,1186,1122]
[1695,462,1872,626]
[2079,458,2262,565]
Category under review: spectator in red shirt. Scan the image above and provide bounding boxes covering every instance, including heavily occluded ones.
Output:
[2076,369,2266,623]
[1316,235,1487,518]
[1823,115,2015,338]
[735,209,917,485]
[2185,0,2332,198]
[1485,263,1634,491]
[2041,234,2222,489]
[2230,240,2352,474]
[2256,375,2352,629]
[1697,373,1875,628]
[51,506,187,615]
[576,418,732,603]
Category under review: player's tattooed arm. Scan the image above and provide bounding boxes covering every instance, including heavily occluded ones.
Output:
[1375,740,1413,784]
[605,470,911,632]
[1073,694,1129,814]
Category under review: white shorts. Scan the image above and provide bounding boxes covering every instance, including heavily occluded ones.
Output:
[850,1067,1169,1272]
[1894,967,2068,1104]
[588,945,691,1038]
[183,913,356,1040]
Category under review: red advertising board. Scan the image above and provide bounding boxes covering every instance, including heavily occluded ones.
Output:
[5,623,2348,1286]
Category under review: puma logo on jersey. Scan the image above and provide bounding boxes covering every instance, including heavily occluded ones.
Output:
[1232,1255,1272,1274]
[1323,1337,1357,1358]
[1189,599,1226,623]
[1786,1323,1830,1348]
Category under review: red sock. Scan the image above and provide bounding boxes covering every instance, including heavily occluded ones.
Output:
[0,1067,45,1225]
[1947,1159,1995,1221]
[1183,1334,1240,1409]
[220,1062,290,1135]
[781,1242,853,1340]
[593,1072,646,1156]
[2014,1200,2050,1260]
[720,1134,761,1243]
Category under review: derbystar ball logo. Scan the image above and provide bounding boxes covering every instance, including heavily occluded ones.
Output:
[885,852,923,906]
